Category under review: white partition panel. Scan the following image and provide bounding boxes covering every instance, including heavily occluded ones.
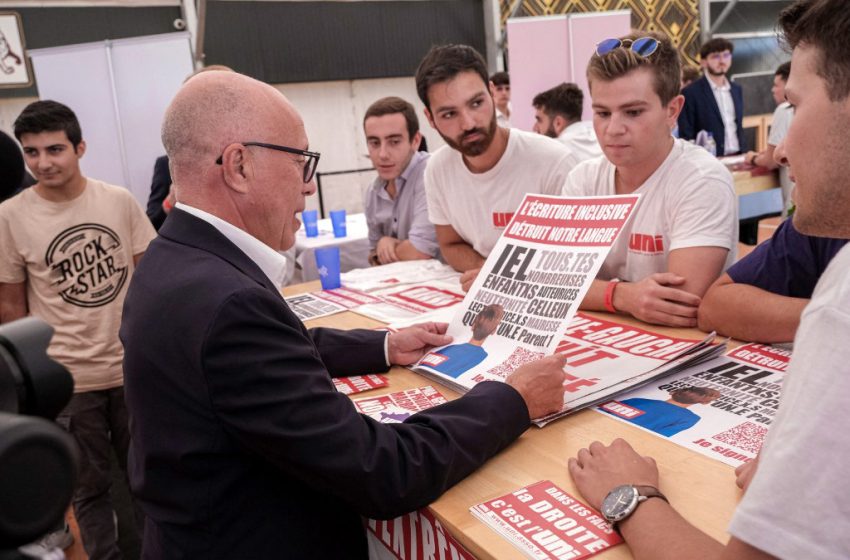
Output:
[30,41,125,189]
[111,34,194,204]
[507,11,631,131]
[30,33,193,205]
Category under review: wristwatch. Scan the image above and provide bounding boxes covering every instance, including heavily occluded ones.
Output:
[601,485,668,530]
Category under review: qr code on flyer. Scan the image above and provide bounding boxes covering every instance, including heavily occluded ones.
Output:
[712,422,768,455]
[486,347,544,380]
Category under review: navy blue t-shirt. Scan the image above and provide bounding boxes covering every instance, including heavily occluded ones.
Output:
[727,218,847,298]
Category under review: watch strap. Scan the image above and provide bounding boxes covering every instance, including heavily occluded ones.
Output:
[610,485,668,534]
[634,485,668,504]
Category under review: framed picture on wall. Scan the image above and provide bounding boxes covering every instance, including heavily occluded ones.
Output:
[0,12,32,88]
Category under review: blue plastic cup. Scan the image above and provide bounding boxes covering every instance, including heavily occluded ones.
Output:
[302,209,319,237]
[315,247,341,290]
[330,209,347,238]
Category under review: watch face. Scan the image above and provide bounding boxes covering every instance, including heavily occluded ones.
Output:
[601,485,638,523]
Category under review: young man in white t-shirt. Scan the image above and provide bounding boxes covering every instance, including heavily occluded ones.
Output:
[567,2,850,558]
[532,82,603,163]
[562,31,737,327]
[744,62,794,212]
[415,44,579,291]
[0,101,155,558]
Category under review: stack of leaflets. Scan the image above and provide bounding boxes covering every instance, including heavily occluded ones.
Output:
[416,310,724,427]
[340,259,460,293]
[596,342,789,467]
[284,287,382,321]
[353,280,466,324]
[332,374,388,395]
[352,386,447,423]
[470,480,621,560]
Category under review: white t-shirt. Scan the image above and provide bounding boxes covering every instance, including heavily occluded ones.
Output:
[562,139,738,281]
[426,128,578,258]
[768,102,795,204]
[0,179,156,391]
[557,121,603,163]
[729,243,850,559]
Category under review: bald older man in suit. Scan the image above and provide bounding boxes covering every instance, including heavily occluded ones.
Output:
[120,71,567,559]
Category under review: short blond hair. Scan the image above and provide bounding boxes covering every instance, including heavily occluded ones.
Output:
[587,31,681,106]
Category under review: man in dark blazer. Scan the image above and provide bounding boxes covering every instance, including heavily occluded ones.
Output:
[678,38,745,155]
[120,70,567,559]
[145,155,171,230]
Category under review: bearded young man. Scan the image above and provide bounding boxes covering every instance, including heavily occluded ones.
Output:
[678,37,745,155]
[415,44,579,291]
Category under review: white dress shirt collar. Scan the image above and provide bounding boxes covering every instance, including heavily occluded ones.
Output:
[176,202,290,288]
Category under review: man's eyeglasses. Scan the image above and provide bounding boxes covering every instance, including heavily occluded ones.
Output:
[595,37,659,58]
[707,52,733,61]
[215,142,321,183]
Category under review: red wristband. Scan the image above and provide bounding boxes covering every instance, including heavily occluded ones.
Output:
[604,279,621,313]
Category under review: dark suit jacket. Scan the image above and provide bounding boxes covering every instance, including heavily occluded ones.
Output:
[146,155,171,230]
[678,75,745,155]
[120,208,530,559]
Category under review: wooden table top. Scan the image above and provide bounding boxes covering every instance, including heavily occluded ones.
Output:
[284,281,742,559]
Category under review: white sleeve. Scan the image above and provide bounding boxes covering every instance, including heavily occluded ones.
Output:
[768,105,793,147]
[561,163,589,197]
[544,151,579,196]
[728,304,850,560]
[424,158,450,226]
[667,169,737,252]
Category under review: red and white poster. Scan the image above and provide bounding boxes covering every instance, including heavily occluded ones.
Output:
[332,374,388,396]
[413,195,645,423]
[353,386,447,423]
[284,292,349,321]
[355,281,466,324]
[311,286,383,308]
[533,314,723,426]
[367,508,476,560]
[470,480,621,560]
[342,259,461,293]
[597,343,789,467]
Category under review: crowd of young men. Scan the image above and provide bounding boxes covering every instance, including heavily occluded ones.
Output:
[2,0,847,557]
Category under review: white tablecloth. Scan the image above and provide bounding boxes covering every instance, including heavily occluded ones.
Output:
[294,213,370,281]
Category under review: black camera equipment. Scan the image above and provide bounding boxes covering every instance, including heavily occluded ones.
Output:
[0,318,77,558]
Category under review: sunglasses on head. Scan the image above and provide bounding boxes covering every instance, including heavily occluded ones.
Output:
[595,37,659,58]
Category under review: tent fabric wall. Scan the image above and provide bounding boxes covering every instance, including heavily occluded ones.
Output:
[29,33,193,205]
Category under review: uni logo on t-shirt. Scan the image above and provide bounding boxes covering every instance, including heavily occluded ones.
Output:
[628,233,664,255]
[492,212,514,228]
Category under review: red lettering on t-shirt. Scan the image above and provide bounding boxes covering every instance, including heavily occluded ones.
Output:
[628,233,664,255]
[492,212,514,228]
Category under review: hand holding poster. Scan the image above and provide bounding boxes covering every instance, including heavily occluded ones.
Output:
[414,194,641,411]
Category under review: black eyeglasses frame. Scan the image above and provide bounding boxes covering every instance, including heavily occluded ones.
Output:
[215,142,321,183]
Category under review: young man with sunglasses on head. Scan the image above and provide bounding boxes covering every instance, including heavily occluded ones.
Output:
[678,37,745,156]
[569,2,850,558]
[562,32,737,327]
[415,44,579,291]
